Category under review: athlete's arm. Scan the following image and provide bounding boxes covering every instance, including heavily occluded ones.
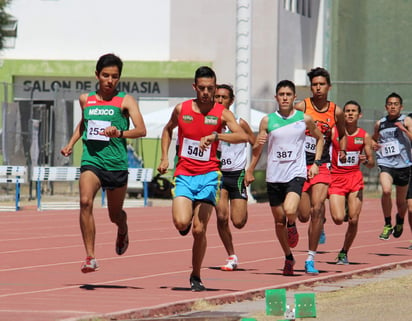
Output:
[371,120,381,151]
[245,116,268,186]
[60,94,87,157]
[200,109,248,149]
[121,94,147,139]
[395,115,412,141]
[239,117,256,146]
[157,103,181,174]
[305,114,324,178]
[294,100,305,112]
[361,132,375,169]
[335,105,347,162]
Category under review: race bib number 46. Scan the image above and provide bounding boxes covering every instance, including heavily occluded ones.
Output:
[181,137,211,161]
[87,120,111,141]
[338,151,359,166]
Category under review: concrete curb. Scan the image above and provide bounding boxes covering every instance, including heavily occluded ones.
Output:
[76,259,412,321]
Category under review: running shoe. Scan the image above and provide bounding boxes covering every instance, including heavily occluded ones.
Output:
[221,255,238,271]
[319,228,326,244]
[287,224,299,248]
[81,256,99,273]
[379,225,393,240]
[283,259,295,276]
[305,260,319,274]
[392,223,404,238]
[336,252,349,265]
[179,221,192,236]
[190,275,206,292]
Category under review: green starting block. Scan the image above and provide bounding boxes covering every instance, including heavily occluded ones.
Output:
[240,318,257,321]
[295,292,316,318]
[265,288,287,316]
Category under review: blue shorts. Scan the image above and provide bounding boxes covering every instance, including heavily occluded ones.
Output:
[173,171,221,206]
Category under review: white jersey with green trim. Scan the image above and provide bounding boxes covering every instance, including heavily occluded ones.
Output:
[266,110,307,183]
[219,119,247,171]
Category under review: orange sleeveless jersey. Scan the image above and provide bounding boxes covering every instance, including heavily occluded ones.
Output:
[304,97,337,164]
[175,100,224,176]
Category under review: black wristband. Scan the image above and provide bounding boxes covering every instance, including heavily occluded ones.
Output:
[212,131,218,141]
[118,130,123,138]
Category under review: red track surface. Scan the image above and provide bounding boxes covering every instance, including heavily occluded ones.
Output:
[0,199,411,321]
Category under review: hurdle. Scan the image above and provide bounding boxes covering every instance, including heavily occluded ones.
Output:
[0,165,27,211]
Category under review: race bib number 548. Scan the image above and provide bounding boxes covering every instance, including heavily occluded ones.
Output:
[181,137,211,161]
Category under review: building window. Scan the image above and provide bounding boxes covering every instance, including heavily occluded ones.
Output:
[284,0,311,17]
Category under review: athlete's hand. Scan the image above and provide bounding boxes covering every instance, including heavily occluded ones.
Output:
[101,126,121,138]
[257,132,268,145]
[244,169,255,186]
[359,154,367,164]
[338,150,347,164]
[199,134,214,151]
[371,140,380,151]
[60,145,73,157]
[157,159,169,175]
[308,164,319,179]
[395,121,407,133]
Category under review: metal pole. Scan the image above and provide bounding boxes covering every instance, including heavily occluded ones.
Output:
[235,0,252,124]
[236,0,254,202]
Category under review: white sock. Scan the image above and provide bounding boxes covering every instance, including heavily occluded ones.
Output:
[307,251,316,261]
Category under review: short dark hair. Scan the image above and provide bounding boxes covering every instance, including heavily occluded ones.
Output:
[385,92,403,105]
[276,80,296,94]
[216,84,235,99]
[96,53,123,76]
[307,67,331,85]
[344,100,362,113]
[194,66,216,83]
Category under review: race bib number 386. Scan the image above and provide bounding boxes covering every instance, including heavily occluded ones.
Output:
[181,137,211,161]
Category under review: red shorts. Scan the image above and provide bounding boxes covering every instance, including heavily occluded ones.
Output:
[302,164,331,193]
[328,170,364,196]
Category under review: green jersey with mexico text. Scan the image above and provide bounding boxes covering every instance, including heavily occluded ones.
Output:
[81,91,129,171]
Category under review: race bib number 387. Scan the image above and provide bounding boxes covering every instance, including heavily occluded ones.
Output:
[181,137,211,161]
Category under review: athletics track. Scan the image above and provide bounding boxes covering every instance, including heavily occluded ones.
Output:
[0,198,411,321]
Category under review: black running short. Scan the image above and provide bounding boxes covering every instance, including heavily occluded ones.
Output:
[221,170,248,200]
[267,177,305,207]
[81,165,128,190]
[378,165,410,187]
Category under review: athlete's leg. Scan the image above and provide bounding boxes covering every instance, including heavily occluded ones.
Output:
[172,196,195,232]
[191,201,213,278]
[379,172,394,222]
[395,185,408,220]
[329,194,346,225]
[342,190,363,252]
[216,189,234,256]
[308,183,328,252]
[106,185,128,234]
[298,191,311,223]
[79,170,101,258]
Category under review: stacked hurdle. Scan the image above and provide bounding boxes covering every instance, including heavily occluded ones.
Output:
[265,288,316,320]
[0,166,27,211]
